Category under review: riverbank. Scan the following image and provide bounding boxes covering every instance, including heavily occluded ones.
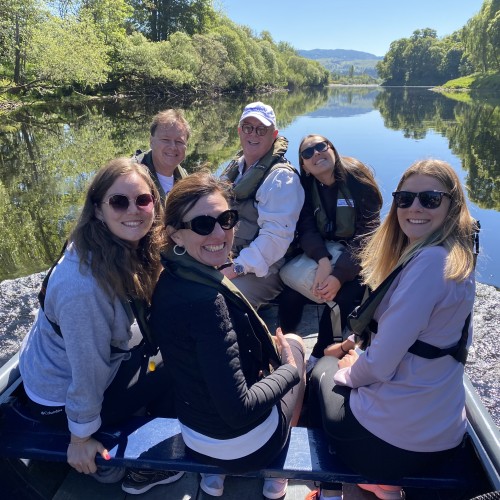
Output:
[1,273,499,427]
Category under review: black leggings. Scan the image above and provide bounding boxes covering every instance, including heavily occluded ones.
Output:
[25,342,176,430]
[186,338,305,474]
[308,356,462,487]
[279,277,365,358]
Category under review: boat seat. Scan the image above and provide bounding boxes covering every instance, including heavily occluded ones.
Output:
[0,396,488,490]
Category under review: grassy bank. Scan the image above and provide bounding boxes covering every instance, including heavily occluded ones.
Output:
[440,72,500,91]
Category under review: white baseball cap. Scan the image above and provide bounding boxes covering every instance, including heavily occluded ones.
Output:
[239,102,276,127]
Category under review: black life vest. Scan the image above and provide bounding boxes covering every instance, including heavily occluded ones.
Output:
[133,149,188,201]
[347,221,480,365]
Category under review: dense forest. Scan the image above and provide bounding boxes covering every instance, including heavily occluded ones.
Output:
[0,0,499,102]
[376,0,500,87]
[0,0,330,99]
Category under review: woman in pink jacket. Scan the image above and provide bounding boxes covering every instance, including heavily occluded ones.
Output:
[307,159,476,500]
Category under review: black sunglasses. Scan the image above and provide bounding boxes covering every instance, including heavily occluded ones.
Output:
[240,123,270,137]
[102,193,155,212]
[392,191,451,209]
[300,141,329,160]
[180,209,239,236]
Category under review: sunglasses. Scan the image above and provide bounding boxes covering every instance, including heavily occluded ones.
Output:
[300,141,329,160]
[240,123,270,137]
[102,193,155,212]
[179,209,239,236]
[392,191,451,209]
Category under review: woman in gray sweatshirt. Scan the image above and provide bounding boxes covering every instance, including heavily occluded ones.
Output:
[19,157,183,493]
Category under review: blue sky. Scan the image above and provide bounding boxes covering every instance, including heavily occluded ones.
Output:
[219,0,485,57]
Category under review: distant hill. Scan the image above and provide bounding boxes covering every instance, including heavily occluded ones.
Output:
[298,49,383,79]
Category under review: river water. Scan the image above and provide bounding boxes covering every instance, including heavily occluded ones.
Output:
[0,86,499,425]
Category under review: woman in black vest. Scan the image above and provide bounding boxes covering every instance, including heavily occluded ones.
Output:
[149,171,306,499]
[278,134,382,374]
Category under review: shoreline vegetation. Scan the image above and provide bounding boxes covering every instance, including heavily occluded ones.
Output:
[2,71,499,113]
[1,1,499,112]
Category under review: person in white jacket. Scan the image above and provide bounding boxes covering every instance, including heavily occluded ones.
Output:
[307,159,476,500]
[219,101,304,309]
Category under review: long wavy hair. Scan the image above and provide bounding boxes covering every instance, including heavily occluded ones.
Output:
[298,134,382,207]
[164,170,234,250]
[360,159,476,289]
[69,157,165,303]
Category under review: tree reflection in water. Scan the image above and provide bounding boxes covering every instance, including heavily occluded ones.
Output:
[0,87,498,286]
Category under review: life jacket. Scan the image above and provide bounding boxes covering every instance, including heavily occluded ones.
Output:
[133,149,188,201]
[220,136,297,257]
[38,243,158,356]
[347,221,480,365]
[309,176,357,240]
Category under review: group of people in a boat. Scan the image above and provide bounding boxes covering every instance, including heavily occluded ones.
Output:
[18,102,476,500]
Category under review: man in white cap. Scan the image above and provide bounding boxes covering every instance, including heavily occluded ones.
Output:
[220,101,304,310]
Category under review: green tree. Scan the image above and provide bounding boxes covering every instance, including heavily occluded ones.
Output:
[2,1,331,97]
[403,29,442,85]
[377,38,410,85]
[191,32,235,91]
[115,31,197,91]
[258,40,284,87]
[438,32,466,80]
[378,28,466,85]
[129,0,214,42]
[0,0,43,84]
[463,0,500,73]
[486,8,500,69]
[79,0,133,47]
[45,0,134,79]
[26,12,110,90]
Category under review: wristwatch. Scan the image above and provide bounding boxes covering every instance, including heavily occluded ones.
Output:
[233,262,245,276]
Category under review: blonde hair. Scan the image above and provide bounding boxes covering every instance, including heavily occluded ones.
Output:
[361,159,476,289]
[150,109,191,141]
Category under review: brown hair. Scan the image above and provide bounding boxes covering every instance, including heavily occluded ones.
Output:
[298,134,382,206]
[69,157,165,303]
[164,170,233,249]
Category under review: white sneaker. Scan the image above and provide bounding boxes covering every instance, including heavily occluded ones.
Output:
[263,477,288,499]
[200,473,226,497]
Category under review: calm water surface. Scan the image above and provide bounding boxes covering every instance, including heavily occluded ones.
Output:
[0,86,499,287]
[277,89,499,289]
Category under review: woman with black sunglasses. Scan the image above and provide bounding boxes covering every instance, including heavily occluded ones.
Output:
[306,159,476,500]
[19,158,185,492]
[149,171,306,499]
[278,134,382,373]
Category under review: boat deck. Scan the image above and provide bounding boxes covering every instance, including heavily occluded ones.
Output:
[17,305,481,499]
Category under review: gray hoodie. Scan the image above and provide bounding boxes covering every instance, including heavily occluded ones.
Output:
[20,245,133,438]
